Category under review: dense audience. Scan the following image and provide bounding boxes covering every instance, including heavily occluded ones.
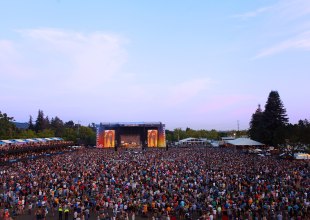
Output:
[0,147,309,220]
[0,141,74,165]
[0,141,73,153]
[0,147,75,164]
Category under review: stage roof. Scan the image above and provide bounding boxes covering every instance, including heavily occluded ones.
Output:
[98,122,164,127]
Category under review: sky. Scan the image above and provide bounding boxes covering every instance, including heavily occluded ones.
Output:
[1,0,310,130]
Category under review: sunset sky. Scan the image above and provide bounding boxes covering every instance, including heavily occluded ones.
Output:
[1,0,309,130]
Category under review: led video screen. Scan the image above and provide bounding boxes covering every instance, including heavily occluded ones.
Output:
[148,130,158,147]
[104,130,115,148]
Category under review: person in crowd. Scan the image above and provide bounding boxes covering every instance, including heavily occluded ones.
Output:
[0,147,308,219]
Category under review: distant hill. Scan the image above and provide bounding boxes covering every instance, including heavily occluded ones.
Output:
[14,122,29,129]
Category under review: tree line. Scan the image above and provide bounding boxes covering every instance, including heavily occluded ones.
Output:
[0,110,96,146]
[249,90,310,148]
[165,127,247,143]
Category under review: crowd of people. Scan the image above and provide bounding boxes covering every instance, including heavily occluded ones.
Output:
[0,147,309,220]
[0,141,73,153]
[0,141,74,165]
[0,147,75,165]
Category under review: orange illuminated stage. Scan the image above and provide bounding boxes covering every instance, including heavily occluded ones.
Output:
[96,122,166,149]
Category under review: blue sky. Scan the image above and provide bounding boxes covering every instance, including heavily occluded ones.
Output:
[1,0,310,130]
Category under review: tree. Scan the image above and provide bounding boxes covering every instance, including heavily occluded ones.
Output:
[248,104,264,141]
[174,128,186,141]
[35,110,45,132]
[44,116,50,129]
[18,129,36,139]
[287,119,310,145]
[262,91,289,146]
[78,126,96,146]
[185,127,197,138]
[208,129,219,140]
[0,111,17,139]
[37,129,55,138]
[28,115,35,130]
[51,116,64,137]
[63,127,78,143]
[165,130,175,142]
[65,120,75,129]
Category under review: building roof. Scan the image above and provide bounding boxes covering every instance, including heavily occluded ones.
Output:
[227,138,264,146]
[221,137,235,140]
[99,122,164,127]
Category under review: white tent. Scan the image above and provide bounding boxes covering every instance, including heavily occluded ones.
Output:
[34,138,47,142]
[227,138,264,146]
[176,137,207,145]
[13,139,27,143]
[51,137,63,141]
[25,139,38,142]
[210,141,220,147]
[1,140,14,144]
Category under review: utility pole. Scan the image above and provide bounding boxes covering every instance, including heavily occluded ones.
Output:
[237,120,239,131]
[237,120,239,137]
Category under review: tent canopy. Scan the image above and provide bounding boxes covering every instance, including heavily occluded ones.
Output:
[51,137,63,141]
[176,137,207,145]
[1,140,14,144]
[13,139,28,143]
[34,138,47,142]
[0,137,64,145]
[227,138,264,146]
[25,139,38,142]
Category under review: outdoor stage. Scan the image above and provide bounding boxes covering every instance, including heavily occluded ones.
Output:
[96,122,166,149]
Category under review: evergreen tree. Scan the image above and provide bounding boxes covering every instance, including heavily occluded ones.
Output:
[50,117,55,128]
[28,115,35,130]
[262,91,289,146]
[51,116,64,137]
[44,116,50,129]
[35,110,45,132]
[248,104,264,141]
